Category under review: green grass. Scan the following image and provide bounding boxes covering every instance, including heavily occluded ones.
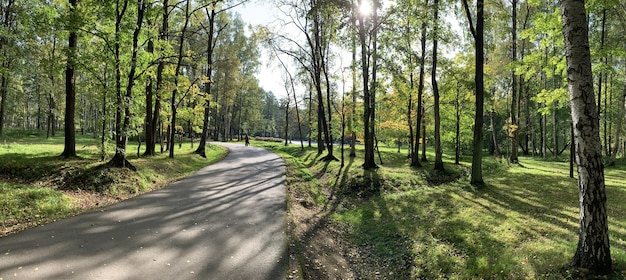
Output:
[257,140,626,279]
[0,129,229,236]
[0,181,74,227]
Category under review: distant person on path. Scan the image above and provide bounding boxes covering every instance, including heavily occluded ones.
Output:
[244,134,250,146]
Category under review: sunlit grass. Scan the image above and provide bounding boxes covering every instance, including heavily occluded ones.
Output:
[0,181,75,234]
[0,129,228,236]
[259,140,626,279]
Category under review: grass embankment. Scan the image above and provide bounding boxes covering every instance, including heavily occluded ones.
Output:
[0,129,228,236]
[257,140,626,279]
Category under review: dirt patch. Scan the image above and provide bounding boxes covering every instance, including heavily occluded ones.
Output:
[63,189,121,210]
[287,197,356,279]
[287,184,394,280]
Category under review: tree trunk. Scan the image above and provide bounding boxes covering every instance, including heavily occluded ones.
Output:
[195,6,217,158]
[408,70,414,160]
[60,0,79,158]
[540,106,546,157]
[0,72,7,138]
[350,11,357,158]
[0,0,16,138]
[369,0,380,167]
[341,88,346,167]
[570,121,574,178]
[597,8,606,155]
[432,0,443,171]
[553,103,558,159]
[462,0,485,185]
[358,0,376,169]
[112,0,127,166]
[169,0,191,158]
[509,0,519,163]
[412,0,428,167]
[317,105,324,153]
[608,61,625,166]
[101,77,107,161]
[145,0,168,156]
[490,105,498,156]
[284,100,289,146]
[560,0,612,273]
[605,69,610,157]
[108,0,144,170]
[455,86,461,164]
[313,10,335,161]
[421,110,427,162]
[144,39,155,156]
[308,84,313,148]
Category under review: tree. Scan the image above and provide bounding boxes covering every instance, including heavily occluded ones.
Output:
[108,0,147,169]
[60,0,79,158]
[413,0,428,166]
[168,0,191,158]
[144,0,168,156]
[608,52,625,166]
[0,0,17,138]
[349,2,358,158]
[273,46,304,150]
[462,0,485,185]
[194,0,245,158]
[560,0,612,273]
[358,0,377,169]
[432,0,443,171]
[509,0,519,163]
[272,0,337,160]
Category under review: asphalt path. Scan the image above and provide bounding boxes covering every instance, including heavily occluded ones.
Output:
[0,143,287,279]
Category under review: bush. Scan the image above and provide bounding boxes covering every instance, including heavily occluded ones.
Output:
[253,136,284,143]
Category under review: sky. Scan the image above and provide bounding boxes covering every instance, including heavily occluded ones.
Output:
[232,1,465,99]
[233,1,356,100]
[232,1,287,97]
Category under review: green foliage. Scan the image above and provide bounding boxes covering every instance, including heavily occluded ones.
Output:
[533,87,569,115]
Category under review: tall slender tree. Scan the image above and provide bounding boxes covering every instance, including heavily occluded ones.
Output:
[60,0,79,158]
[432,0,443,170]
[412,0,428,167]
[560,0,612,273]
[168,0,191,158]
[509,0,519,163]
[109,0,146,169]
[195,0,245,157]
[0,0,17,138]
[349,1,358,158]
[359,0,377,169]
[462,0,485,185]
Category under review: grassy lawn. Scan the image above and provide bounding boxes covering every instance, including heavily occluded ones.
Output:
[3,130,625,279]
[0,129,228,236]
[257,140,626,279]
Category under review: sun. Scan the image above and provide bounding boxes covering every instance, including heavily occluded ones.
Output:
[358,0,372,16]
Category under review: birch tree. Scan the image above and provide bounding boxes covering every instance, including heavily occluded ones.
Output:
[560,0,612,273]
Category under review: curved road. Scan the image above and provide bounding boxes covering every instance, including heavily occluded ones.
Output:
[0,143,286,279]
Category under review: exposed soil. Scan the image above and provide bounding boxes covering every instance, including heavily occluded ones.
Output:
[286,184,393,280]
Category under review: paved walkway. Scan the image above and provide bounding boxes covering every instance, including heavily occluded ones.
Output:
[0,143,286,279]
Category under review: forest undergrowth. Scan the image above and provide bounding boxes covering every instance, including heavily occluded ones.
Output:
[259,140,626,280]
